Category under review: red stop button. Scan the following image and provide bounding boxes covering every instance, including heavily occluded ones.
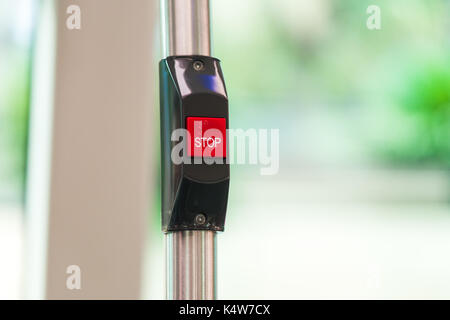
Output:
[186,117,226,158]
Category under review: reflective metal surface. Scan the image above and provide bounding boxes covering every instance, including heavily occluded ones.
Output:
[161,0,211,57]
[161,0,216,301]
[166,231,216,300]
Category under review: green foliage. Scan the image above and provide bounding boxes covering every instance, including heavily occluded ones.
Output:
[377,59,450,168]
[0,50,31,201]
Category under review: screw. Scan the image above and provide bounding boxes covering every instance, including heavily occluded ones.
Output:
[195,214,206,225]
[193,60,204,71]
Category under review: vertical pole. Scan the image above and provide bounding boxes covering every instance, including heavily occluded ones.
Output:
[161,0,211,57]
[165,231,216,300]
[160,0,217,300]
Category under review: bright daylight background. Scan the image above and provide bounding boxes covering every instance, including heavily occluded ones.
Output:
[1,0,450,299]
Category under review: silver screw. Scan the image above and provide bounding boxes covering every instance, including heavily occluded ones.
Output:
[193,60,204,71]
[195,214,206,225]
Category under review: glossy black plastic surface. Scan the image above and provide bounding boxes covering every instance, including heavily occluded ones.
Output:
[159,56,229,232]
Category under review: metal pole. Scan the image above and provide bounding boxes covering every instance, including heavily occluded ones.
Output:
[161,0,217,300]
[166,231,216,300]
[161,0,211,57]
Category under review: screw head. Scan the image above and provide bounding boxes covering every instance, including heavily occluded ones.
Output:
[195,214,206,225]
[193,60,204,71]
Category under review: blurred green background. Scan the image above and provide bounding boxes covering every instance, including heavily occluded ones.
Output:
[2,1,449,203]
[213,0,450,170]
[0,0,449,299]
[0,0,33,204]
